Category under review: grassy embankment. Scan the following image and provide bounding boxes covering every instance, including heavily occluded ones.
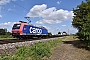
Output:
[0,36,66,60]
[0,35,15,40]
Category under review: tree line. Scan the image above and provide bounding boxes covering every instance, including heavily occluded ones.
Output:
[0,28,11,35]
[72,0,90,47]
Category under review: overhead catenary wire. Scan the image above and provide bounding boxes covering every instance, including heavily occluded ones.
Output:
[2,8,23,17]
[10,1,32,23]
[2,0,30,17]
[11,0,30,20]
[11,1,29,12]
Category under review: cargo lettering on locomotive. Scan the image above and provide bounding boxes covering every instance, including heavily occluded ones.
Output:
[30,27,42,34]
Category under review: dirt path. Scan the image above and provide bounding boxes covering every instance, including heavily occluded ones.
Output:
[49,36,90,60]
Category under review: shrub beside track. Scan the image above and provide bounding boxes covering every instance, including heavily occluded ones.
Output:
[0,37,63,60]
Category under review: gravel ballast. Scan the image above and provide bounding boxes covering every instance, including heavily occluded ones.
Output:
[0,37,62,55]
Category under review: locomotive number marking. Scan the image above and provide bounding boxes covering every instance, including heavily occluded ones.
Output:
[30,27,42,34]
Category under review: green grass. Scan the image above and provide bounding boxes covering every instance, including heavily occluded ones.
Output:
[0,35,15,40]
[0,37,64,60]
[0,38,16,40]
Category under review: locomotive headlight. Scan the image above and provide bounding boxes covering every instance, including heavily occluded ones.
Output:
[30,27,42,34]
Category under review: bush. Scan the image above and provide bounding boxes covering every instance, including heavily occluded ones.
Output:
[11,55,26,60]
[30,42,51,60]
[15,46,31,57]
[0,38,62,60]
[0,56,12,60]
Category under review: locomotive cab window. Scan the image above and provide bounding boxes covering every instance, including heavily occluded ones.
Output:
[12,24,21,29]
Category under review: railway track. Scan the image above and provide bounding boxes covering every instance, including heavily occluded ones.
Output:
[0,35,64,45]
[0,36,63,49]
[0,36,63,55]
[0,38,40,44]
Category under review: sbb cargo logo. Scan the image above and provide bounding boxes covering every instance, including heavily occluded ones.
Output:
[30,27,42,34]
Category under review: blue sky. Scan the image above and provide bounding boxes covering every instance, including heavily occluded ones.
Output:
[0,0,84,34]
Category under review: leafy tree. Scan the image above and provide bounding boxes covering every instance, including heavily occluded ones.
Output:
[0,29,6,35]
[72,0,90,46]
[58,32,61,35]
[0,28,12,38]
[6,31,11,35]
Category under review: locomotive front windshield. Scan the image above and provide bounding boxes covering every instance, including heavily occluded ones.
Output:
[12,24,21,29]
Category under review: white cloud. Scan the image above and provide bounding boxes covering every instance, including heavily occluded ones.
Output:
[7,8,12,11]
[0,0,17,12]
[57,1,61,5]
[0,22,15,27]
[0,0,17,17]
[0,0,10,5]
[0,14,2,18]
[0,0,17,5]
[0,0,17,6]
[36,19,62,24]
[62,25,66,26]
[27,4,47,17]
[0,22,16,32]
[26,4,74,25]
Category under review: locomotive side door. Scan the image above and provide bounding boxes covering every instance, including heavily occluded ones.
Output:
[22,25,29,35]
